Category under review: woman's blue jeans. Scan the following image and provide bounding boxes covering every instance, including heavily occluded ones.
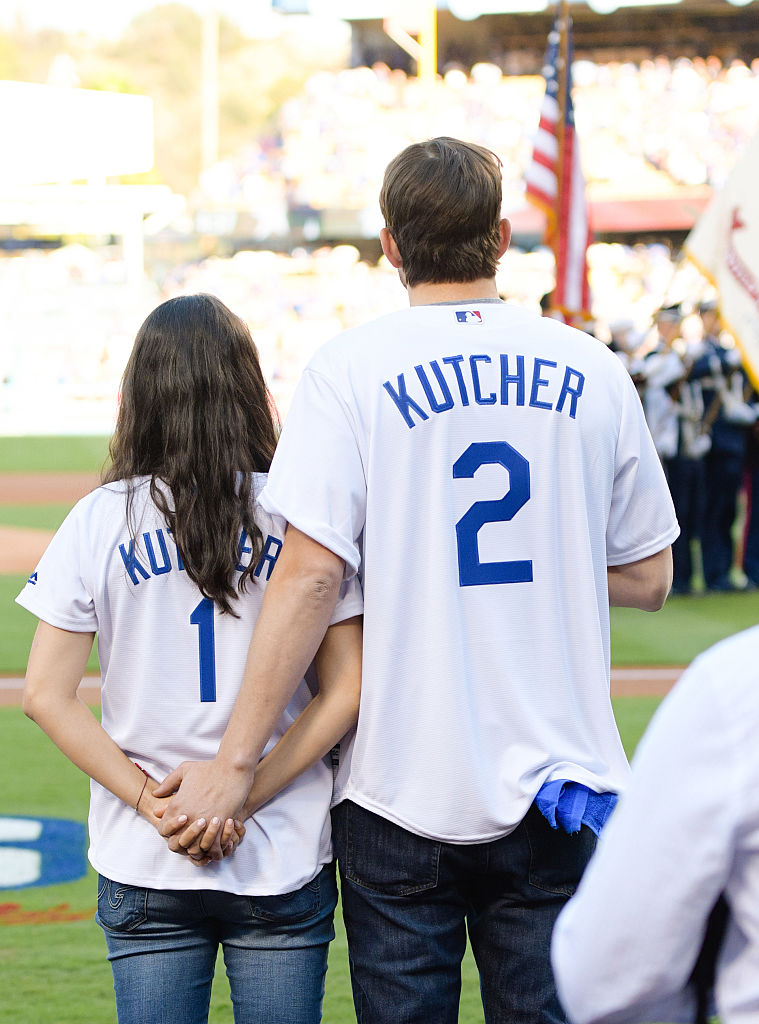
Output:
[332,800,596,1024]
[96,862,337,1024]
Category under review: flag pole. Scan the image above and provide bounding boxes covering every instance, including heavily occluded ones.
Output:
[550,0,570,311]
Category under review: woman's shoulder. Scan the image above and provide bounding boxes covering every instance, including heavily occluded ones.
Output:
[63,477,151,530]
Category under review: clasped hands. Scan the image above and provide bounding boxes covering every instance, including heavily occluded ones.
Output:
[137,760,252,866]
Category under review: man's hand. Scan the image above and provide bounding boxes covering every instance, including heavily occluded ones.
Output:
[134,775,243,863]
[153,759,253,859]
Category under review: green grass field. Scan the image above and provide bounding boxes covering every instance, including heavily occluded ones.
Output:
[0,697,661,1024]
[0,436,111,474]
[0,436,750,1021]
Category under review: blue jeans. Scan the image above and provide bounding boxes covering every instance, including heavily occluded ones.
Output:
[96,862,337,1024]
[332,800,596,1024]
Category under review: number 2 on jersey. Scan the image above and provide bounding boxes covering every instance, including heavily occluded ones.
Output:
[190,597,217,701]
[453,440,533,587]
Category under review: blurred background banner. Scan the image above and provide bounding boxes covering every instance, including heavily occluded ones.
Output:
[0,81,154,185]
[685,129,759,390]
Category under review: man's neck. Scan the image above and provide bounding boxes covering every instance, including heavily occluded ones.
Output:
[406,277,500,307]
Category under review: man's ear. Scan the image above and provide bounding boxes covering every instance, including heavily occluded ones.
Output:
[498,218,511,258]
[380,227,402,269]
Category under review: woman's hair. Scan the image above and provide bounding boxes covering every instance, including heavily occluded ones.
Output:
[102,293,278,615]
[379,137,503,288]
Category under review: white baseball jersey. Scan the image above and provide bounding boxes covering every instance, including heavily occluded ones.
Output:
[260,301,679,843]
[552,626,759,1024]
[16,476,363,895]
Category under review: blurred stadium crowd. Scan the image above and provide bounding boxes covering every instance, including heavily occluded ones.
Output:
[0,236,705,434]
[205,54,759,223]
[3,53,759,594]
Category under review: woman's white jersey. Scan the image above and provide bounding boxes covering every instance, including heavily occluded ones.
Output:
[552,625,759,1024]
[259,302,679,843]
[16,476,363,895]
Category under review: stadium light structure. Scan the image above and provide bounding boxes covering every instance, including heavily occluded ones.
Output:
[275,0,759,15]
[585,0,681,12]
[449,1,548,15]
[383,1,438,80]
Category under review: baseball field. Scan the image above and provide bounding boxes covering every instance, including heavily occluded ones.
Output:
[2,434,755,1022]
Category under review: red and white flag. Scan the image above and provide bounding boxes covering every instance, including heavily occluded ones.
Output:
[685,129,759,390]
[525,9,592,322]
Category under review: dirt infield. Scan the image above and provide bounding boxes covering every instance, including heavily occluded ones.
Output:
[0,525,55,574]
[0,679,103,706]
[0,668,683,707]
[0,472,99,573]
[0,472,99,504]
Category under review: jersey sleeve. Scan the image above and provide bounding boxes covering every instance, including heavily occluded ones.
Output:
[606,372,680,566]
[260,367,366,579]
[15,500,97,632]
[329,573,363,625]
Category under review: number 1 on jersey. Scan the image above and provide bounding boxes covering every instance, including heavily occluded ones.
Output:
[190,597,217,702]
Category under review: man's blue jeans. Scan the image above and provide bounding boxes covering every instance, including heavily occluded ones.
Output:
[332,800,596,1024]
[96,862,337,1024]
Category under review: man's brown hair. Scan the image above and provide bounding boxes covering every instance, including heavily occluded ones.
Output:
[379,137,503,288]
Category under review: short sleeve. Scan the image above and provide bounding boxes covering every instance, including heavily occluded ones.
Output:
[15,501,97,632]
[606,372,680,566]
[260,368,367,578]
[329,573,363,626]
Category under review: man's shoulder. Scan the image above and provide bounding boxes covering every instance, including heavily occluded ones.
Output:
[305,305,476,385]
[305,303,624,384]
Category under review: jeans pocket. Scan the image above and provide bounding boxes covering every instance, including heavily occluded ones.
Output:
[335,801,440,896]
[96,875,149,932]
[524,806,597,896]
[247,865,335,924]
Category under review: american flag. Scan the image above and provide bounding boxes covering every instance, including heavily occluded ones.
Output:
[525,10,592,321]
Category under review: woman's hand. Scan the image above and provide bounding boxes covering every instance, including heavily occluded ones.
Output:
[159,815,246,865]
[135,776,174,830]
[153,767,246,863]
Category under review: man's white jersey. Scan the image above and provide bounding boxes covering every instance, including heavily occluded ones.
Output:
[16,476,363,894]
[260,302,679,843]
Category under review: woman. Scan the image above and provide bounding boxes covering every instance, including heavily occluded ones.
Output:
[17,294,363,1024]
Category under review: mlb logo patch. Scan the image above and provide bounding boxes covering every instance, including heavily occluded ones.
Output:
[455,310,483,324]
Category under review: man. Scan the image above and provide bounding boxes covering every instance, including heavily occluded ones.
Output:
[641,305,687,470]
[551,625,759,1024]
[159,138,677,1023]
[690,300,753,591]
[640,305,707,595]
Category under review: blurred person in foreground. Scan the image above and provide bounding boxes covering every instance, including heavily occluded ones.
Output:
[551,625,759,1023]
[18,294,363,1024]
[157,138,677,1023]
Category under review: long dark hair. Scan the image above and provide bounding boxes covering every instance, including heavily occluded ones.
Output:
[102,293,279,615]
